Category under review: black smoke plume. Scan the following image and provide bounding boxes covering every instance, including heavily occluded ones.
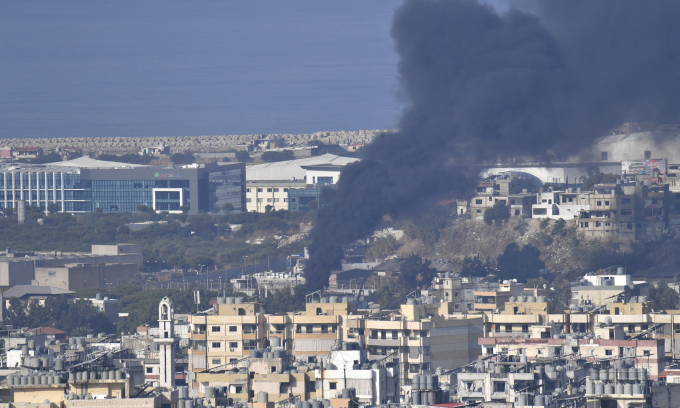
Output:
[305,0,680,290]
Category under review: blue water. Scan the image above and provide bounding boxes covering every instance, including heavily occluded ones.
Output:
[0,1,404,139]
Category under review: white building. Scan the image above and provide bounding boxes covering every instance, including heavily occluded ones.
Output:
[316,344,400,405]
[245,154,359,212]
[531,188,590,219]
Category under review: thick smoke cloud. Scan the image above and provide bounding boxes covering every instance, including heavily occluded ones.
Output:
[305,0,680,290]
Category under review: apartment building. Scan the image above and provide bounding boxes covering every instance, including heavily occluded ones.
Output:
[571,271,649,306]
[365,299,484,388]
[245,181,306,212]
[187,297,267,382]
[531,188,590,219]
[473,281,525,312]
[421,272,475,312]
[577,181,669,242]
[469,174,537,219]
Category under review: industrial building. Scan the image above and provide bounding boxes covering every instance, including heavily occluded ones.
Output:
[0,157,245,215]
[245,154,358,212]
[0,244,143,291]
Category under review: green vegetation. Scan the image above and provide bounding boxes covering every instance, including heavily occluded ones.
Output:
[170,152,195,165]
[580,165,620,190]
[367,254,436,308]
[234,151,251,163]
[0,208,309,272]
[496,243,545,283]
[483,201,510,225]
[5,296,115,336]
[74,285,247,334]
[261,150,294,163]
[365,235,400,262]
[460,255,496,277]
[648,280,679,310]
[525,276,572,310]
[262,286,306,314]
[400,255,436,289]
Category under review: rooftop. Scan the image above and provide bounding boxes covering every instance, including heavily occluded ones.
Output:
[3,285,75,298]
[246,153,358,181]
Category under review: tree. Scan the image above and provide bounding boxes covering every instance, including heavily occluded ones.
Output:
[264,286,306,314]
[221,203,234,213]
[580,165,620,190]
[47,203,60,215]
[483,201,510,225]
[3,207,14,216]
[496,243,545,283]
[137,205,154,213]
[400,255,436,289]
[366,235,399,262]
[461,255,495,277]
[235,151,251,163]
[171,152,195,165]
[649,280,679,310]
[261,150,294,163]
[265,205,273,213]
[307,200,319,210]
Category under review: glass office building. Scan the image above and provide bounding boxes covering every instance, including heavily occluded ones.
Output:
[0,160,245,215]
[287,187,321,211]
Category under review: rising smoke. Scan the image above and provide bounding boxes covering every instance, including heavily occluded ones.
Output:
[305,0,680,290]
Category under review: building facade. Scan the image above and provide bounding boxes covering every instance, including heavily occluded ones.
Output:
[0,159,245,215]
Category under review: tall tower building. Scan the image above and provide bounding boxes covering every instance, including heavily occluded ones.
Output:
[157,296,176,388]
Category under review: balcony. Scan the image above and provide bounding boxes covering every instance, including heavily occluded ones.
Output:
[191,332,207,341]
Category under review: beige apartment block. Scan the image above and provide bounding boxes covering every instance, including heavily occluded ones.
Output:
[245,181,305,212]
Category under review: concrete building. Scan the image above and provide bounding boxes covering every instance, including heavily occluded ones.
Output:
[473,281,525,312]
[245,181,305,213]
[531,188,591,219]
[0,244,143,290]
[365,299,484,388]
[469,173,537,219]
[187,297,267,378]
[33,263,138,291]
[571,272,649,307]
[577,180,669,242]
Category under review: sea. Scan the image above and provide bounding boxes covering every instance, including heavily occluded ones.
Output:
[0,0,405,139]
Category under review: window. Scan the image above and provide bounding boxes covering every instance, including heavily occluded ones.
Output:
[246,198,251,203]
[475,199,482,204]
[643,350,651,356]
[329,383,337,390]
[505,325,512,333]
[283,188,289,192]
[476,209,481,214]
[212,342,221,348]
[645,151,651,159]
[146,367,153,374]
[257,188,262,192]
[283,198,288,202]
[597,201,602,206]
[494,325,500,333]
[522,325,529,333]
[605,350,612,356]
[615,307,620,315]
[229,326,237,332]
[621,209,633,216]
[628,325,634,333]
[494,382,506,393]
[642,324,648,331]
[604,201,609,205]
[621,198,631,204]
[257,198,263,203]
[273,188,279,192]
[267,198,272,202]
[212,358,222,364]
[246,188,251,193]
[274,198,279,202]
[271,366,277,373]
[627,223,633,230]
[267,188,272,192]
[229,342,238,348]
[601,152,608,161]
[234,386,243,394]
[211,326,221,332]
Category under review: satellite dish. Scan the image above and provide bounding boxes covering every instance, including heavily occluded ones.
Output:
[605,316,612,325]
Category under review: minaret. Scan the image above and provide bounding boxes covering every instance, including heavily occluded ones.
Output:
[157,296,176,388]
